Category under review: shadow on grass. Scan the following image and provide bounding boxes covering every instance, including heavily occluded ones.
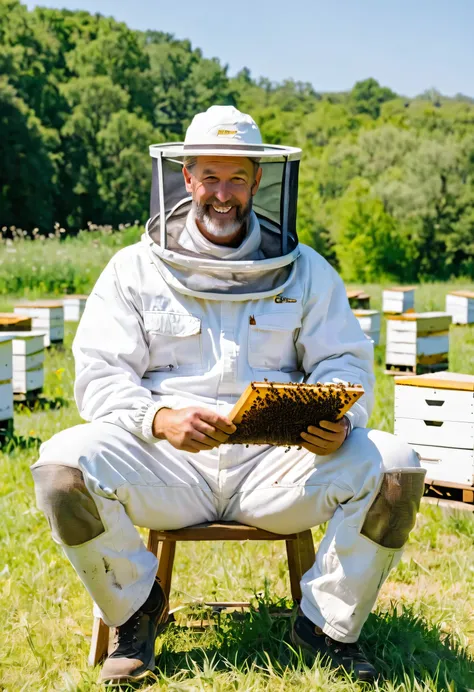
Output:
[14,394,69,412]
[146,601,474,691]
[0,432,42,452]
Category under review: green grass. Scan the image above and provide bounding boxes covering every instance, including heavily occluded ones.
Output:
[0,283,474,691]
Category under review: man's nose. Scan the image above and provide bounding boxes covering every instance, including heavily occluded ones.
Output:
[214,182,232,203]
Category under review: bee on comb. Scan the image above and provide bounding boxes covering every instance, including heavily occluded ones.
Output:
[227,381,364,446]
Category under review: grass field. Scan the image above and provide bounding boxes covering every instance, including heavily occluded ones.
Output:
[0,278,473,691]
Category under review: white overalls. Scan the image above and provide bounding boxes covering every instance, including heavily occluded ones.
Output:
[32,215,425,642]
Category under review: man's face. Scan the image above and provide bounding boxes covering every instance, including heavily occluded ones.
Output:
[183,156,262,244]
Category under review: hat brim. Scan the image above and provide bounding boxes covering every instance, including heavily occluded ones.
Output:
[149,142,302,161]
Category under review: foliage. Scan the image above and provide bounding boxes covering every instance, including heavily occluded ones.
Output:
[1,1,474,281]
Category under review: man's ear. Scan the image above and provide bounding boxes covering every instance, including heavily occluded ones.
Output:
[251,167,263,196]
[182,166,193,194]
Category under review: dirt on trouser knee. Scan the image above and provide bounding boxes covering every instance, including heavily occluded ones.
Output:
[32,465,104,546]
[361,470,425,549]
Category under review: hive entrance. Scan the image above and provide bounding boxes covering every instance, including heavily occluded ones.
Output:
[228,381,364,445]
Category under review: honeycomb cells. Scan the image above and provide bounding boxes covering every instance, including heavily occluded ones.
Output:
[228,381,360,446]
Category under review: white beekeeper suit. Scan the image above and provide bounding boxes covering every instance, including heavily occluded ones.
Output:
[32,106,425,645]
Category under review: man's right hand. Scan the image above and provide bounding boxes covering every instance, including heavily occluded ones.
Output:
[152,407,237,453]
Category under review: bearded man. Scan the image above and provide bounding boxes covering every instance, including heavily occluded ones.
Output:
[31,106,425,685]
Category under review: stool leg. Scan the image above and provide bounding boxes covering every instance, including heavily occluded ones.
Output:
[156,540,176,603]
[88,616,109,666]
[286,530,315,603]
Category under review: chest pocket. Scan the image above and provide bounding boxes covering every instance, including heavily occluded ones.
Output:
[248,311,302,372]
[143,311,203,372]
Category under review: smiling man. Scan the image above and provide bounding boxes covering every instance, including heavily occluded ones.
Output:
[184,156,262,246]
[31,106,426,686]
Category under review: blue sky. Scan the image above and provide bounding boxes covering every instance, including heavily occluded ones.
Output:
[26,0,473,97]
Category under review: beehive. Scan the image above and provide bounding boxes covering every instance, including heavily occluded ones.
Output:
[227,381,364,446]
[382,286,416,314]
[353,309,381,346]
[0,314,32,332]
[14,301,64,347]
[394,371,474,487]
[63,294,88,322]
[386,312,451,374]
[445,291,474,325]
[0,336,14,439]
[346,289,370,309]
[0,332,45,395]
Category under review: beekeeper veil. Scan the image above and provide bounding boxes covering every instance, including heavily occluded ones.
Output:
[144,106,302,301]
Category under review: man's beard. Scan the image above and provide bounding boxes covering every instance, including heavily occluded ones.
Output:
[193,198,252,238]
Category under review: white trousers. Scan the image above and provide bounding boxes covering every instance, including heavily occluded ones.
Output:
[32,422,425,643]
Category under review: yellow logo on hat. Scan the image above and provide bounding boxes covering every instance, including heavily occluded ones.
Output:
[217,129,238,136]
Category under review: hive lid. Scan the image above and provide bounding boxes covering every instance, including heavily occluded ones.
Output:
[15,300,64,308]
[447,290,474,299]
[0,330,46,341]
[387,311,449,321]
[63,294,89,300]
[395,371,474,391]
[346,289,364,299]
[228,381,364,445]
[353,309,379,317]
[384,286,416,292]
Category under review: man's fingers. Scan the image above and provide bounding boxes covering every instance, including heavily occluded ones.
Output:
[194,420,230,443]
[198,409,236,434]
[188,438,215,451]
[301,441,333,457]
[306,425,339,441]
[319,420,345,433]
[189,430,219,448]
[301,431,329,447]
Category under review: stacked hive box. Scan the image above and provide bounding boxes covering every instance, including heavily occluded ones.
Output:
[383,286,415,314]
[0,314,32,332]
[386,312,452,374]
[445,291,474,325]
[353,309,381,345]
[1,332,45,396]
[346,290,370,309]
[63,294,88,322]
[394,372,474,495]
[0,336,14,439]
[14,301,64,347]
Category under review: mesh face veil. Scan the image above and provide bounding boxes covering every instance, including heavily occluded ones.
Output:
[143,106,303,301]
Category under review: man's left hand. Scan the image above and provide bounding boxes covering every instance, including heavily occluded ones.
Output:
[300,418,350,456]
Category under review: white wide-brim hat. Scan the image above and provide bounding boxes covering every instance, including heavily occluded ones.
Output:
[149,105,301,161]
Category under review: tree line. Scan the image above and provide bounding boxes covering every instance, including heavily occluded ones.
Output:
[1,0,473,280]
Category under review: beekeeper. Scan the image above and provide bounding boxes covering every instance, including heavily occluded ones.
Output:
[31,106,426,685]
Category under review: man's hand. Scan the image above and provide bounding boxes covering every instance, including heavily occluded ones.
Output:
[300,418,350,456]
[152,407,236,453]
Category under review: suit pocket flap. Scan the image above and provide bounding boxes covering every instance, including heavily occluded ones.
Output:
[143,311,201,337]
[253,312,302,332]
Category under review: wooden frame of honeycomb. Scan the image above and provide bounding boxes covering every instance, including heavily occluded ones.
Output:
[227,381,364,446]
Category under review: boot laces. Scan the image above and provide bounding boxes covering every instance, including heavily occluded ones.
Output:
[328,638,367,662]
[113,608,143,650]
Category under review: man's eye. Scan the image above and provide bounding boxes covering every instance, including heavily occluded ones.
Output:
[232,178,246,184]
[204,177,218,183]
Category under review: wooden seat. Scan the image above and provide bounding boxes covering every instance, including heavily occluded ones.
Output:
[89,521,315,666]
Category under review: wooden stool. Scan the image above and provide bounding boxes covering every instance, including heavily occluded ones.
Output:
[89,522,315,666]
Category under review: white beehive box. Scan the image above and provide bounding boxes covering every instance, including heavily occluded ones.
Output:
[353,309,381,346]
[383,286,416,314]
[63,294,88,322]
[386,312,451,372]
[0,336,14,427]
[445,291,474,325]
[394,372,474,486]
[14,301,64,346]
[0,332,46,394]
[0,335,13,381]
